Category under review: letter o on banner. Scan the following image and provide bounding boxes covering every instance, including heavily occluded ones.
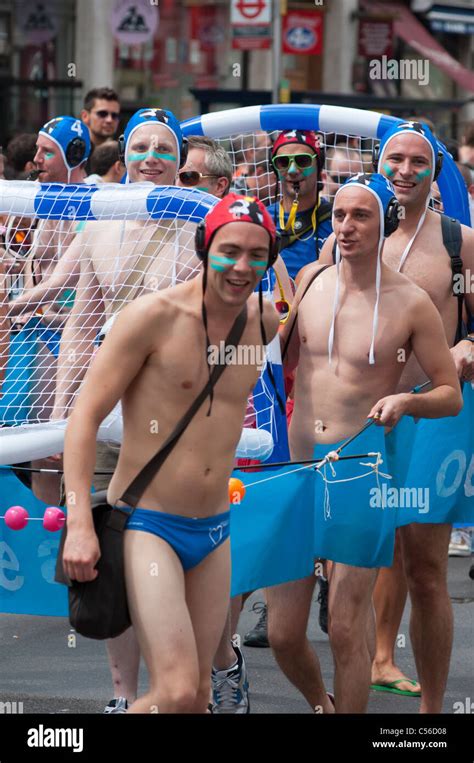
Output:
[436,449,466,498]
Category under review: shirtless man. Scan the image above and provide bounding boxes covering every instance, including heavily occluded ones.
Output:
[52,108,200,418]
[266,173,462,713]
[319,121,474,711]
[61,194,280,713]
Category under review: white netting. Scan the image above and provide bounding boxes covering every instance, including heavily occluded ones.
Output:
[0,181,280,463]
[0,109,446,465]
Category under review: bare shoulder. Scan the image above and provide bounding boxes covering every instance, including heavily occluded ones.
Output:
[296,259,332,291]
[460,223,474,265]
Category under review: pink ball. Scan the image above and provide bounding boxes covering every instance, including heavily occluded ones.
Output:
[43,507,66,532]
[4,506,29,531]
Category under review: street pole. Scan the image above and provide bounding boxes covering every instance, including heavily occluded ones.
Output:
[272,0,282,104]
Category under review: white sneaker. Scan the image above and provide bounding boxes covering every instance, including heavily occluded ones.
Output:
[448,530,472,557]
[211,645,250,714]
[103,697,128,714]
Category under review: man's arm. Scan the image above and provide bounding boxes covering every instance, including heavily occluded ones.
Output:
[369,289,463,425]
[52,253,105,419]
[62,296,159,583]
[450,225,474,381]
[8,236,82,317]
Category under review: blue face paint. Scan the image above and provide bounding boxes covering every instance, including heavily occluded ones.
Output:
[209,254,238,272]
[415,167,432,181]
[300,165,316,178]
[383,163,395,178]
[248,260,267,274]
[45,152,55,160]
[127,150,176,163]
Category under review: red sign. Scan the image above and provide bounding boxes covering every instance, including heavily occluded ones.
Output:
[358,19,393,59]
[282,11,323,56]
[231,0,271,24]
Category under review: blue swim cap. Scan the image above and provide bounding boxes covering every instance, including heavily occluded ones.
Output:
[123,108,183,167]
[39,116,91,170]
[336,172,398,237]
[376,120,439,181]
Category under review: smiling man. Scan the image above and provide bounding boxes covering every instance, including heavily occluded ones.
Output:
[319,121,474,712]
[62,194,280,713]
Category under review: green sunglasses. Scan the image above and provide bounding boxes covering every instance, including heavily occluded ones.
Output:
[272,153,317,172]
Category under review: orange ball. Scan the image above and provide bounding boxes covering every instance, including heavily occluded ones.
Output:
[228,477,246,504]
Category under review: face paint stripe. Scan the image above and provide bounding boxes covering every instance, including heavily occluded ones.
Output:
[210,254,238,267]
[127,151,177,162]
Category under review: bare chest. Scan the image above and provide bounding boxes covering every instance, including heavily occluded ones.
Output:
[383,228,452,310]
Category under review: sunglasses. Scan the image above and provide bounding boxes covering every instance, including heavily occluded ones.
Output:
[272,153,317,172]
[93,110,121,120]
[178,170,219,187]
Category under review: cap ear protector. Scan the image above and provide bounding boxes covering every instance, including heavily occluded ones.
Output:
[118,108,188,168]
[383,196,401,237]
[65,137,87,168]
[195,221,281,270]
[337,173,401,238]
[372,122,443,181]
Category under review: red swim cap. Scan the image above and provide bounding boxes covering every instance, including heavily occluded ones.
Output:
[271,130,322,161]
[202,193,276,253]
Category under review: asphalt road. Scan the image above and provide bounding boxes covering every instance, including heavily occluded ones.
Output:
[0,556,472,714]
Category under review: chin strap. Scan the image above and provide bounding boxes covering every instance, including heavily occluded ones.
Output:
[201,265,214,416]
[258,283,285,415]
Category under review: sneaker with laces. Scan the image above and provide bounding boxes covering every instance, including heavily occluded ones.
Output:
[103,697,128,714]
[449,529,472,557]
[317,577,329,634]
[211,645,250,714]
[243,601,269,648]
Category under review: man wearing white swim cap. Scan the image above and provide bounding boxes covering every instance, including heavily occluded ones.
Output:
[267,173,461,713]
[324,121,474,713]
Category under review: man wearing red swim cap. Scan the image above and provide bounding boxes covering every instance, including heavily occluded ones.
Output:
[267,130,333,281]
[62,194,281,714]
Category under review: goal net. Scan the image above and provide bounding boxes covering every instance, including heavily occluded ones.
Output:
[0,104,468,467]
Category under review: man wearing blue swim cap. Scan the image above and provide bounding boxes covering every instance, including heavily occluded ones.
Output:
[121,108,184,184]
[266,173,462,713]
[366,121,474,713]
[35,116,91,184]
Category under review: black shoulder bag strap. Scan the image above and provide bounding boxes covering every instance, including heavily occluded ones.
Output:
[281,265,330,362]
[440,214,465,343]
[118,305,248,508]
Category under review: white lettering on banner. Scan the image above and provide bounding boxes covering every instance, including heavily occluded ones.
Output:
[464,454,474,498]
[436,449,466,498]
[0,542,24,591]
[38,539,60,583]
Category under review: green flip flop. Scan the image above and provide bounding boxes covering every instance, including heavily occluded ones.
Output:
[371,679,421,697]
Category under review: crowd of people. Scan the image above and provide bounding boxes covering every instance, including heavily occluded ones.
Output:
[0,88,473,714]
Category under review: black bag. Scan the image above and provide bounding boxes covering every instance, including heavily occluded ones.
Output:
[55,307,247,640]
[55,491,133,639]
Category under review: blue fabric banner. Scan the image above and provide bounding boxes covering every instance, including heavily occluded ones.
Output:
[313,426,397,568]
[230,466,315,596]
[0,470,68,616]
[388,382,474,527]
